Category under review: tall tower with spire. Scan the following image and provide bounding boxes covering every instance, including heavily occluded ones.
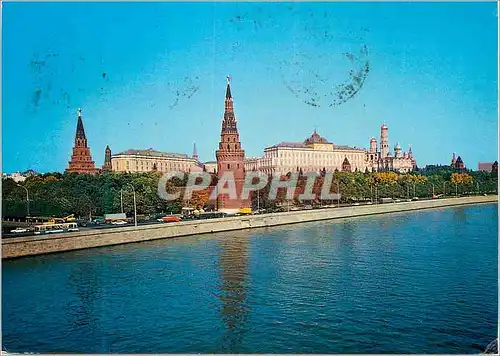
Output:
[66,109,99,174]
[102,145,112,171]
[380,123,389,158]
[215,77,250,212]
[369,137,377,153]
[451,152,457,167]
[192,142,199,161]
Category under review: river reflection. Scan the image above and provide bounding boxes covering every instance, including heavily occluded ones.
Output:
[217,232,250,352]
[2,204,498,354]
[65,260,103,348]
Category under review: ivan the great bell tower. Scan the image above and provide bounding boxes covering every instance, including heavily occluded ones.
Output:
[215,77,250,212]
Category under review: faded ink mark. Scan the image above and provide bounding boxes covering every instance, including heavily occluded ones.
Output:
[168,76,200,110]
[32,88,42,107]
[30,59,47,75]
[227,6,371,109]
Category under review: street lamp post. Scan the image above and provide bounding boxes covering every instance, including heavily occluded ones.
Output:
[477,182,480,195]
[257,172,261,212]
[337,180,340,208]
[17,184,30,217]
[126,183,137,227]
[120,189,124,213]
[431,183,435,197]
[455,182,458,197]
[81,194,93,221]
[413,183,416,198]
[215,177,218,212]
[443,182,447,197]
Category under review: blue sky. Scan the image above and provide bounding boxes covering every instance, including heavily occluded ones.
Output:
[2,2,498,173]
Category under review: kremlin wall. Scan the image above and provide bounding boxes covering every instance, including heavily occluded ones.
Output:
[66,78,417,180]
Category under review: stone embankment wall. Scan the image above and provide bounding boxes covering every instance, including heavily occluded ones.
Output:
[2,195,497,259]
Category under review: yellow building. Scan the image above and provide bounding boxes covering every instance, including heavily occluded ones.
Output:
[246,126,416,175]
[111,149,203,173]
[245,131,367,174]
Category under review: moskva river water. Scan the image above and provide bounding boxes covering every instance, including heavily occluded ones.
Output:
[2,204,498,353]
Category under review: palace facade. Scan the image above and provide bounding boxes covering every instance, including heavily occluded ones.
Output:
[111,147,203,173]
[245,124,416,174]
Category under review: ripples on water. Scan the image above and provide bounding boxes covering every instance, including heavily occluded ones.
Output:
[2,204,498,353]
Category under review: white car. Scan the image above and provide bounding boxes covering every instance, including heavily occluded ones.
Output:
[111,220,128,225]
[11,228,28,233]
[353,203,360,206]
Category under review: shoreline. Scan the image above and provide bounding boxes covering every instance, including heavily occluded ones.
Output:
[2,195,497,259]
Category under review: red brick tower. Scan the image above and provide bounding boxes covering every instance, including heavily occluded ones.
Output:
[215,77,250,212]
[66,109,99,174]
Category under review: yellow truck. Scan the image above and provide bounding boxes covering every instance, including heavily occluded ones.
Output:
[238,208,252,215]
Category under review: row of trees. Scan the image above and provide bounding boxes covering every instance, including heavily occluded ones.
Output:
[2,166,497,219]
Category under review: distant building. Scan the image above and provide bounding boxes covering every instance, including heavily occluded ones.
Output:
[102,145,112,172]
[23,169,36,177]
[192,142,199,162]
[203,161,218,174]
[364,124,415,173]
[342,157,352,172]
[111,148,202,173]
[245,124,415,174]
[66,109,100,174]
[478,162,496,172]
[2,172,27,183]
[451,153,457,167]
[450,153,465,169]
[245,130,367,175]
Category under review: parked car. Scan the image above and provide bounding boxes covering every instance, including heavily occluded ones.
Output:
[111,220,128,225]
[92,217,106,225]
[353,203,360,206]
[379,198,394,204]
[160,216,181,223]
[11,227,28,233]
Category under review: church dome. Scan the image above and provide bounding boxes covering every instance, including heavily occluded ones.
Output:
[304,130,331,145]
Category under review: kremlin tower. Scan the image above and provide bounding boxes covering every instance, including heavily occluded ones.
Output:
[215,77,250,213]
[192,142,199,161]
[66,109,99,174]
[102,145,112,172]
[380,123,389,158]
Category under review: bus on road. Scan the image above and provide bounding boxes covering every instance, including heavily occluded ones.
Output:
[34,222,79,235]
